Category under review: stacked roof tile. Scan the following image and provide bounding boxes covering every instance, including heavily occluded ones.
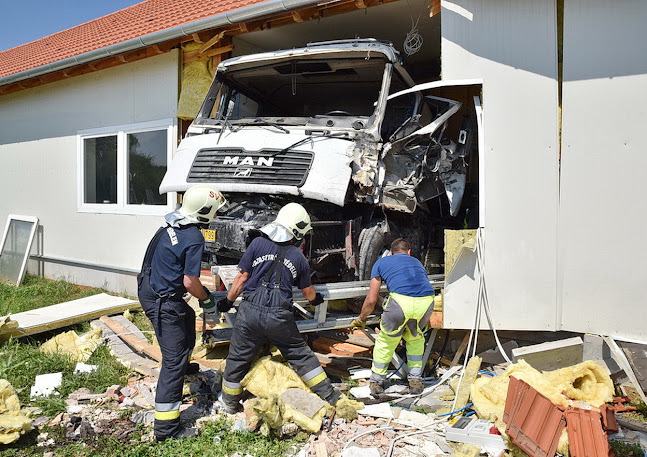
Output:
[0,0,265,78]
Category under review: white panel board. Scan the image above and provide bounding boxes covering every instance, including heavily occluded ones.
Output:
[0,52,178,294]
[559,0,647,341]
[441,0,560,330]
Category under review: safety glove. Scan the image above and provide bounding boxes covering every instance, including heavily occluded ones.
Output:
[198,286,217,314]
[309,292,324,307]
[217,297,234,312]
[351,317,366,330]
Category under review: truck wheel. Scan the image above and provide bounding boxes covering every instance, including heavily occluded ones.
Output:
[357,220,394,281]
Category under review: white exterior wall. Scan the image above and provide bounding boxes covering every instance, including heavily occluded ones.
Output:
[559,1,647,341]
[0,51,179,295]
[441,0,560,329]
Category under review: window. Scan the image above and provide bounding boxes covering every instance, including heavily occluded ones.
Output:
[78,120,175,215]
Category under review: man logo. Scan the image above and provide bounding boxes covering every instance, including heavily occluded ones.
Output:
[234,167,253,177]
[223,156,274,166]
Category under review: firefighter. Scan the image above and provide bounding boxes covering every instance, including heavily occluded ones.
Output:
[217,203,341,413]
[351,238,435,395]
[137,184,226,441]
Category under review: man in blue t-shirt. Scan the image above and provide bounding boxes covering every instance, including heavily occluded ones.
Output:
[216,203,341,414]
[352,238,435,395]
[137,185,226,441]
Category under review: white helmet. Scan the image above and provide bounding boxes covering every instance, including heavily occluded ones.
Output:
[179,185,226,224]
[260,203,312,242]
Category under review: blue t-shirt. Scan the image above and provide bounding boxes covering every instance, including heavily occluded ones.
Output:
[238,236,312,299]
[150,225,205,296]
[371,253,435,297]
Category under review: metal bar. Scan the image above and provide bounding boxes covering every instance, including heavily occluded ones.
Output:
[421,328,439,373]
[362,327,408,380]
[29,254,139,275]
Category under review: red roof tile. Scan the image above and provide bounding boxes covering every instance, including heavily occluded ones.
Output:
[0,0,266,79]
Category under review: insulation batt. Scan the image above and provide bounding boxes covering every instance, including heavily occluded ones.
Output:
[177,42,215,120]
[0,380,32,444]
[470,359,613,456]
[40,327,102,362]
[241,356,363,432]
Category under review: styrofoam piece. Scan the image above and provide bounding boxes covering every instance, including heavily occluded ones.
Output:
[1,293,140,338]
[357,403,393,419]
[30,372,62,400]
[341,447,381,457]
[350,368,372,380]
[74,362,97,374]
[349,386,373,399]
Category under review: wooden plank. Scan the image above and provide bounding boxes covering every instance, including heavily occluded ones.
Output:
[183,44,234,63]
[450,333,470,366]
[92,319,160,378]
[0,293,140,338]
[317,330,375,348]
[312,337,371,358]
[198,31,226,54]
[100,316,162,362]
[430,0,441,17]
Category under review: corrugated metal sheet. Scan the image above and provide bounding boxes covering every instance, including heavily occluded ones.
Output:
[558,0,647,341]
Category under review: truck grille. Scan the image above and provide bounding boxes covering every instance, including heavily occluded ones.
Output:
[187,148,313,187]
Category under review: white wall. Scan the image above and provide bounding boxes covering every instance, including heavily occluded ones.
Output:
[441,0,560,329]
[559,0,647,341]
[0,51,179,295]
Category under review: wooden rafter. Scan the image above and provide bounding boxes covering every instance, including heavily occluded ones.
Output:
[198,31,226,54]
[183,43,234,64]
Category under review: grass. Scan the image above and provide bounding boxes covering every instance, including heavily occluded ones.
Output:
[0,338,130,415]
[610,439,645,457]
[0,275,107,316]
[0,417,305,457]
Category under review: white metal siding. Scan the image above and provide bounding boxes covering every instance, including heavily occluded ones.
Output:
[441,0,560,329]
[559,0,647,341]
[0,51,179,294]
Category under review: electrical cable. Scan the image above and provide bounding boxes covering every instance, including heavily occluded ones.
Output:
[403,0,424,56]
[437,402,473,417]
[387,361,406,379]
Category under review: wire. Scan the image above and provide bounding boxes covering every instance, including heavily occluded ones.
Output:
[437,402,473,417]
[403,0,424,56]
[387,361,406,379]
[478,370,495,377]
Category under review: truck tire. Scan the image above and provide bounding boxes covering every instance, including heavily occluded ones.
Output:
[357,220,393,281]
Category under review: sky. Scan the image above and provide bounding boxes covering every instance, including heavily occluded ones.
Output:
[0,0,143,52]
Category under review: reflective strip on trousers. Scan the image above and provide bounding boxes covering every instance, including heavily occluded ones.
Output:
[301,366,328,388]
[407,354,423,368]
[372,361,389,376]
[222,379,243,395]
[155,401,181,421]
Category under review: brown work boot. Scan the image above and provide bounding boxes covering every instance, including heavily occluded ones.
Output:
[369,381,384,396]
[409,379,424,395]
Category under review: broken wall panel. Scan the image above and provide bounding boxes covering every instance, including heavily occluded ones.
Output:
[559,0,647,341]
[441,0,559,330]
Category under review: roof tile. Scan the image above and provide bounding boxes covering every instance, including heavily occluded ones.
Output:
[0,0,266,78]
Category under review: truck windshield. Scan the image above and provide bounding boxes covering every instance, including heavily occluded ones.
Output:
[197,57,388,125]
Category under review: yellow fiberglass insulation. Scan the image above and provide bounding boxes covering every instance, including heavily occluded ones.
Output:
[241,356,363,432]
[40,327,103,362]
[471,360,613,457]
[177,42,215,120]
[0,380,32,444]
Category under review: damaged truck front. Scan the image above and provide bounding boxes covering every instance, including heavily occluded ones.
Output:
[161,39,477,281]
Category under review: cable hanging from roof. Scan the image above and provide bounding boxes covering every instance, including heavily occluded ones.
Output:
[403,0,424,56]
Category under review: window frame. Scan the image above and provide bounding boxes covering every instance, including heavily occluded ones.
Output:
[77,119,176,215]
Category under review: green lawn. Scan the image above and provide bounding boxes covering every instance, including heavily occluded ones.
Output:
[0,276,302,457]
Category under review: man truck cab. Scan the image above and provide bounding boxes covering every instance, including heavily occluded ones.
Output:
[161,39,477,282]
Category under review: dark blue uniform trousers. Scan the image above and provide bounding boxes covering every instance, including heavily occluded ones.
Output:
[138,274,195,439]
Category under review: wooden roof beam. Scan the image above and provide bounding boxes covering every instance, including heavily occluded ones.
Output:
[183,44,234,64]
[198,31,226,54]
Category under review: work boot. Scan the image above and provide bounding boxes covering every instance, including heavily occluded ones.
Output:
[409,379,424,395]
[185,362,200,375]
[369,381,384,396]
[155,426,199,442]
[324,387,342,405]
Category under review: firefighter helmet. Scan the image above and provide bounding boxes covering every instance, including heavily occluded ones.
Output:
[179,185,227,224]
